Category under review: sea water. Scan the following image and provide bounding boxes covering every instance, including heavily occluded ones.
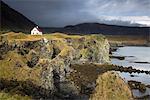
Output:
[112,46,150,71]
[111,46,150,98]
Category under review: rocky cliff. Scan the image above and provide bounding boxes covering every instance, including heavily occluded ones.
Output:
[0,32,132,99]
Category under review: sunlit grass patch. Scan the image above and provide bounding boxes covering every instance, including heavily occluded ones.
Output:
[0,51,42,84]
[0,91,31,100]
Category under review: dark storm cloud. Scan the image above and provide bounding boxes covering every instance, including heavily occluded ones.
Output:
[2,0,150,27]
[86,0,150,16]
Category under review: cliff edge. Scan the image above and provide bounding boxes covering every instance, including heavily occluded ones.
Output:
[0,32,132,99]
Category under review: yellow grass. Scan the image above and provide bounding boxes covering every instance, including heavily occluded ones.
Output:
[0,51,42,84]
[106,35,147,45]
[0,91,31,100]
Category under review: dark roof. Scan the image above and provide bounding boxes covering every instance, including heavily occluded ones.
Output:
[36,27,42,32]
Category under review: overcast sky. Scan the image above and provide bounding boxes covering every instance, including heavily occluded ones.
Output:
[2,0,150,27]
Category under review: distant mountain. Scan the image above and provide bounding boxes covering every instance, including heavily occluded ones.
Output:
[1,1,149,36]
[42,23,150,36]
[0,1,36,33]
[97,16,150,27]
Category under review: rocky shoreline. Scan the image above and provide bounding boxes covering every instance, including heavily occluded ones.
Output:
[0,32,110,99]
[128,80,150,99]
[0,32,149,99]
[109,43,150,99]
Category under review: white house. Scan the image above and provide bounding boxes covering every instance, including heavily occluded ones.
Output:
[31,26,42,35]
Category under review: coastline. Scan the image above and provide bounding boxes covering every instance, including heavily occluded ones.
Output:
[110,45,150,99]
[0,32,149,99]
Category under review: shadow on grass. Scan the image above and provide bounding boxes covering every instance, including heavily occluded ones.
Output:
[0,78,53,99]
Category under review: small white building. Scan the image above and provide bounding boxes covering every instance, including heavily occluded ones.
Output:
[31,26,42,35]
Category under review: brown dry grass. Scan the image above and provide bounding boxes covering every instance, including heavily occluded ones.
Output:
[90,71,133,100]
[106,35,147,45]
[0,51,42,84]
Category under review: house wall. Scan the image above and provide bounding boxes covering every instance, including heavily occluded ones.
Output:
[31,28,42,35]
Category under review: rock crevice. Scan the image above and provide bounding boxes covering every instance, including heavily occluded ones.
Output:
[0,33,132,99]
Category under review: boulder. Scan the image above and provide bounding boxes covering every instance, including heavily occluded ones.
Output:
[90,72,133,100]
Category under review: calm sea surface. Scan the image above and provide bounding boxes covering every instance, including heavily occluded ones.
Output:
[111,46,150,98]
[112,46,150,71]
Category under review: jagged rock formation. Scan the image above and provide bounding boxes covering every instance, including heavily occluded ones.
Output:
[0,32,132,99]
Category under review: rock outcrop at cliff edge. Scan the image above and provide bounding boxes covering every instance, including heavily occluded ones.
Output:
[90,71,133,100]
[0,32,132,99]
[38,33,110,98]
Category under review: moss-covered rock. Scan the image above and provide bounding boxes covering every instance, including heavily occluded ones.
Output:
[0,32,132,99]
[90,72,133,100]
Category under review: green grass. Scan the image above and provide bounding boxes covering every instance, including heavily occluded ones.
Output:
[0,51,42,84]
[0,91,31,100]
[0,32,108,99]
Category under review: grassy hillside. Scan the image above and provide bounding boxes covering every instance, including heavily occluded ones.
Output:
[0,32,108,99]
[106,35,148,46]
[0,32,133,99]
[0,1,36,33]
